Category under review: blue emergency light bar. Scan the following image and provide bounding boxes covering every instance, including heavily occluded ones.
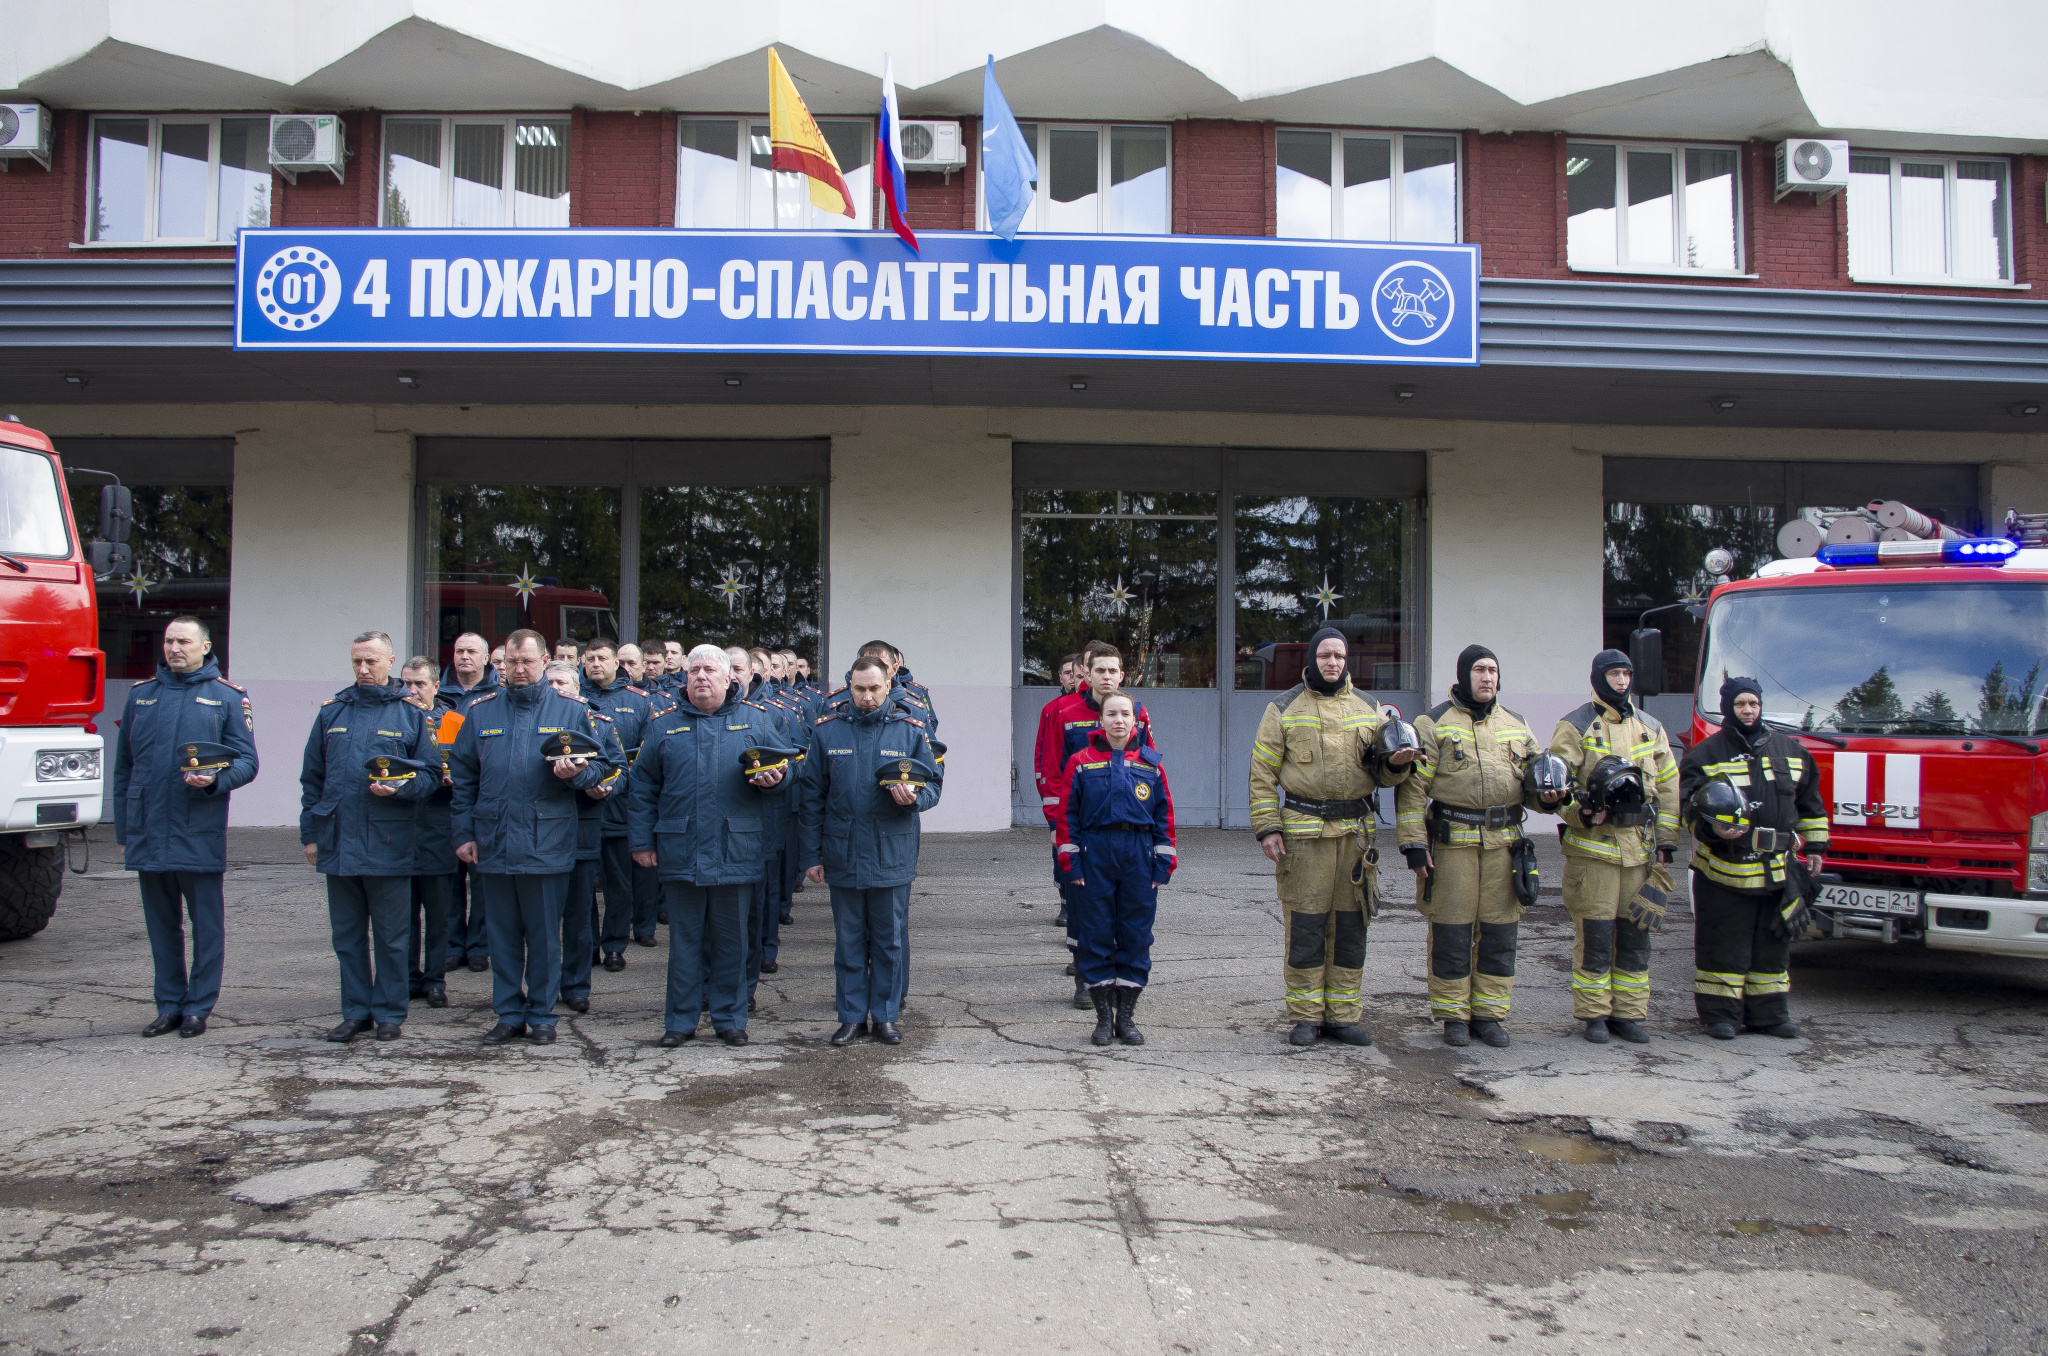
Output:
[1817,537,2021,569]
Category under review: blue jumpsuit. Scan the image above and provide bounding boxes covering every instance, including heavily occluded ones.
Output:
[1054,733,1178,990]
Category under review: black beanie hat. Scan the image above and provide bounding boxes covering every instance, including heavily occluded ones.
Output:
[1592,647,1634,713]
[1453,644,1498,713]
[1304,626,1349,695]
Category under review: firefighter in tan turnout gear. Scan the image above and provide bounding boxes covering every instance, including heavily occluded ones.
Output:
[1397,645,1564,1048]
[1249,628,1417,1048]
[1547,649,1681,1046]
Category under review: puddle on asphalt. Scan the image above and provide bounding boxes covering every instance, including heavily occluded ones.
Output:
[1721,1219,1842,1238]
[1355,1184,1598,1229]
[1451,1086,1492,1102]
[1516,1131,1620,1165]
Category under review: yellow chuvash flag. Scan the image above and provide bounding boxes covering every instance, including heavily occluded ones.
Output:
[768,48,855,219]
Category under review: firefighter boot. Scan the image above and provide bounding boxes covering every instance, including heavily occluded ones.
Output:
[1114,987,1145,1046]
[1089,987,1116,1047]
[1442,1020,1471,1047]
[1072,972,1090,1010]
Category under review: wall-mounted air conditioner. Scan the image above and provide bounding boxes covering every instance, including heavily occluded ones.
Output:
[0,104,52,172]
[268,113,345,184]
[899,120,966,170]
[1774,137,1849,202]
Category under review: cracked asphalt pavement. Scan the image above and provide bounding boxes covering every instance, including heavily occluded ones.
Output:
[2,826,2045,1354]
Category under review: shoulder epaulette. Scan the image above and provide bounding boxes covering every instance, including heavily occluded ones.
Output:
[320,697,339,707]
[1563,701,1599,735]
[215,678,247,693]
[1424,699,1454,722]
[591,710,613,724]
[470,690,501,706]
[892,713,927,729]
[625,685,648,697]
[814,711,842,726]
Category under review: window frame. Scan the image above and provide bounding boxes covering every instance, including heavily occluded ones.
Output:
[1564,137,1748,279]
[378,113,573,229]
[1273,127,1463,243]
[673,115,875,230]
[83,113,273,246]
[1846,150,2016,287]
[976,121,1175,235]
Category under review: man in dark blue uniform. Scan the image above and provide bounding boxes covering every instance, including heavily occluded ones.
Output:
[801,655,943,1047]
[112,616,259,1038]
[400,657,460,1009]
[629,644,790,1047]
[547,658,624,1012]
[448,629,618,1046]
[438,630,499,975]
[300,632,442,1042]
[579,638,661,969]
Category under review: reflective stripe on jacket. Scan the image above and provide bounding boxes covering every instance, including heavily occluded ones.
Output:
[1247,676,1408,840]
[1548,696,1680,866]
[1396,697,1545,851]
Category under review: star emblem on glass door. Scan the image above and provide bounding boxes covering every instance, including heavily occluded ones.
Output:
[1311,573,1342,619]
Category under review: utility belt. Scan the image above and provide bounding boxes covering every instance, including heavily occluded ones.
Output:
[1282,791,1372,820]
[1427,802,1523,842]
[1716,824,1794,861]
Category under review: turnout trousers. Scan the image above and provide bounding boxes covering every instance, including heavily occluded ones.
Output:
[1561,857,1652,1021]
[326,875,412,1027]
[409,873,454,994]
[1277,835,1372,1025]
[663,881,751,1034]
[136,870,225,1020]
[1690,874,1792,1028]
[1418,845,1521,1022]
[1071,827,1159,990]
[481,872,566,1029]
[829,884,909,1025]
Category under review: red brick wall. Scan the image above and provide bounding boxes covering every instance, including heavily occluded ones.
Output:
[570,110,669,227]
[0,110,85,257]
[902,117,976,232]
[1462,132,1561,277]
[1172,120,1268,236]
[273,110,377,228]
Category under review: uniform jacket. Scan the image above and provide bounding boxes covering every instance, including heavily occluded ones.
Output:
[626,690,788,885]
[299,680,441,876]
[1248,674,1411,842]
[437,664,501,714]
[824,671,936,731]
[1033,688,1155,825]
[1396,696,1547,852]
[572,705,627,861]
[1053,732,1178,882]
[447,682,618,875]
[1678,723,1830,894]
[1549,695,1681,867]
[111,659,260,874]
[892,667,939,733]
[412,696,461,876]
[799,700,943,889]
[579,674,657,840]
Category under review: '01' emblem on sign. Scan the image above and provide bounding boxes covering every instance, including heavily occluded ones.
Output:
[255,248,344,331]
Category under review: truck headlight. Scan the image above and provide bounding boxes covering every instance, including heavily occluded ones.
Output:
[2031,853,2048,894]
[35,750,101,782]
[2034,810,2048,850]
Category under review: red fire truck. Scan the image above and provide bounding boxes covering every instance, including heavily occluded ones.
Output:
[0,415,127,941]
[1638,513,2048,960]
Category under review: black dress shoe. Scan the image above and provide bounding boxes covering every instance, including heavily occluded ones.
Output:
[761,959,779,974]
[327,1018,373,1043]
[374,1022,402,1042]
[874,1022,902,1045]
[482,1022,526,1045]
[467,956,489,973]
[659,1029,695,1047]
[779,911,793,925]
[656,910,669,925]
[1288,1021,1319,1047]
[716,1028,748,1047]
[563,994,590,1013]
[634,933,657,948]
[829,1022,859,1047]
[528,1025,557,1045]
[602,953,626,973]
[142,1014,180,1038]
[178,1015,207,1039]
[425,987,448,1008]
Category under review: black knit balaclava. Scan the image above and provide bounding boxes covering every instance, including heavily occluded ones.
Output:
[1453,644,1498,718]
[1304,626,1348,696]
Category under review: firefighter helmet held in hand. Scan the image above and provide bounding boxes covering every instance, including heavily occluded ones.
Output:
[1523,751,1572,802]
[1369,717,1420,773]
[1584,754,1649,817]
[1691,776,1748,832]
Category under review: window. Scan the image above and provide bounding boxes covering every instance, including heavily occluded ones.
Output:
[0,445,70,558]
[1848,154,2011,284]
[382,116,571,228]
[1566,141,1740,274]
[639,486,822,650]
[1235,495,1422,691]
[978,123,1171,235]
[675,118,874,229]
[425,485,620,666]
[1275,130,1458,242]
[87,115,272,243]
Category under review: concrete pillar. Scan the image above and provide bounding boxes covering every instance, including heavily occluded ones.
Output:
[826,409,1011,831]
[226,413,414,825]
[1427,425,1603,742]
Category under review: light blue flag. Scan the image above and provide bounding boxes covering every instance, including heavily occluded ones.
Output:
[980,56,1037,240]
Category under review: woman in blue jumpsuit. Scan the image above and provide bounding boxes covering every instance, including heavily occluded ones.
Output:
[1053,691,1178,1047]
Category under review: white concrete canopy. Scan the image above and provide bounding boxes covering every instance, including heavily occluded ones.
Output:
[3,0,2044,150]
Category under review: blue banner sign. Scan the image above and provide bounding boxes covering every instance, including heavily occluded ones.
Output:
[234,228,1478,366]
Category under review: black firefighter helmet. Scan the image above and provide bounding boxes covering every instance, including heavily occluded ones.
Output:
[1691,776,1749,832]
[1584,755,1649,817]
[1367,716,1419,773]
[1523,752,1572,802]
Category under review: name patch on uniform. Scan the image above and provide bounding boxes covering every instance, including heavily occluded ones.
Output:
[133,698,156,706]
[195,697,221,706]
[727,723,750,731]
[880,748,906,756]
[478,727,504,737]
[327,726,348,734]
[826,747,852,755]
[376,729,406,737]
[538,726,564,734]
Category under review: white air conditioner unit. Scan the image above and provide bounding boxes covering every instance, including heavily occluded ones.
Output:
[268,113,345,184]
[898,119,965,170]
[0,103,52,172]
[1774,137,1849,202]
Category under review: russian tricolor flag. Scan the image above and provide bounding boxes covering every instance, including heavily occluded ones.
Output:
[876,54,918,252]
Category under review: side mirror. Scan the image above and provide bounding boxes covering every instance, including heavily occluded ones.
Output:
[1629,628,1663,697]
[98,484,133,543]
[89,541,132,576]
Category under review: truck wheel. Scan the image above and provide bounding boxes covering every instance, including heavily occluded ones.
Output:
[0,838,63,942]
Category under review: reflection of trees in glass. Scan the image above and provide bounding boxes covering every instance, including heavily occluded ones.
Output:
[1020,491,1216,688]
[71,484,233,678]
[1979,660,2044,733]
[430,486,619,591]
[1236,495,1415,690]
[638,486,820,655]
[1605,502,1777,693]
[1833,665,1901,727]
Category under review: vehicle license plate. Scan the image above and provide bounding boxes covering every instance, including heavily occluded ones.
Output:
[1816,882,1922,917]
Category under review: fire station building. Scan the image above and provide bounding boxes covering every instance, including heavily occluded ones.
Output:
[3,4,2046,831]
